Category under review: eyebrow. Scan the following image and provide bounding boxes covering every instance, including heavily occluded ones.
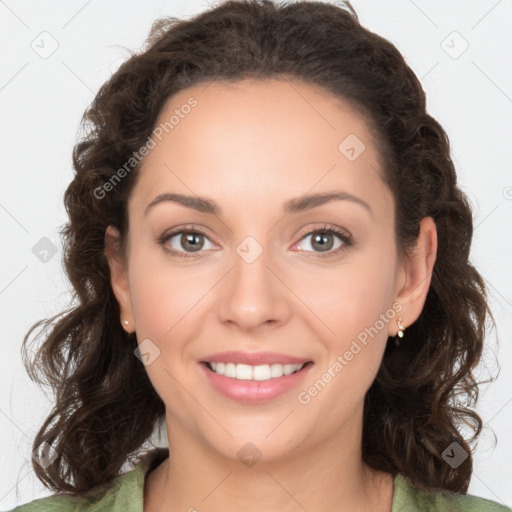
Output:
[144,190,373,217]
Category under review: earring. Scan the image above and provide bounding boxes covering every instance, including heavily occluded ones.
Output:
[397,317,405,338]
[122,320,129,326]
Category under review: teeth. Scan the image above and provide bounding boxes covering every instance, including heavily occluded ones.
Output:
[208,362,305,381]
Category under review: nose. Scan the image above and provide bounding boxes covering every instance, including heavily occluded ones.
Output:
[217,241,292,333]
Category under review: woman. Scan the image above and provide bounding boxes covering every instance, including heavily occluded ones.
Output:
[9,1,510,510]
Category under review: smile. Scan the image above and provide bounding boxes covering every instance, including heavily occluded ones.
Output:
[205,361,307,381]
[200,360,314,404]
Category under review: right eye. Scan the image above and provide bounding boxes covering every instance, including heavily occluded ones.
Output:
[158,227,217,258]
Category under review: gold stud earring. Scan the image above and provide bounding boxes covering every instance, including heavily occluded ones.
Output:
[397,317,405,338]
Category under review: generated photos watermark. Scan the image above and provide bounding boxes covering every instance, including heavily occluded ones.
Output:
[93,97,198,200]
[297,301,402,405]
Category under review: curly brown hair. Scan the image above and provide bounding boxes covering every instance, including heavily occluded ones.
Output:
[21,0,494,498]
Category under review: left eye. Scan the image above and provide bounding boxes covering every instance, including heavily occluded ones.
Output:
[292,226,354,258]
[295,228,352,255]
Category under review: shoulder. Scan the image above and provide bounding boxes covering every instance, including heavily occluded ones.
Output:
[6,483,124,512]
[393,473,511,512]
[6,448,170,512]
[5,493,84,512]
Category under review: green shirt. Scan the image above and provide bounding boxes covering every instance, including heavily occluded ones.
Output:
[6,448,511,511]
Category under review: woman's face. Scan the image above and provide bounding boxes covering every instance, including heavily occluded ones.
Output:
[107,78,434,463]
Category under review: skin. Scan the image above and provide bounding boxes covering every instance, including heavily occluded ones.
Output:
[105,78,437,512]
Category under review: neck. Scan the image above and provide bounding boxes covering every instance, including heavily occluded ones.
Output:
[144,411,394,512]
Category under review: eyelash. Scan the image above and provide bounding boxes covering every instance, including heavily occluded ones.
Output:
[157,224,354,259]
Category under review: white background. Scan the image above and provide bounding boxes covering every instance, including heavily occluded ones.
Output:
[1,0,511,509]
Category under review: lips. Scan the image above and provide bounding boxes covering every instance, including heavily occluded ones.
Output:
[200,361,313,403]
[198,351,314,403]
[200,350,312,366]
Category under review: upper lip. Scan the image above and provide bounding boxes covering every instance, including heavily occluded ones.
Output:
[201,351,312,366]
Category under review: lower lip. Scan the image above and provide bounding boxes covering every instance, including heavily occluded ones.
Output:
[199,362,313,404]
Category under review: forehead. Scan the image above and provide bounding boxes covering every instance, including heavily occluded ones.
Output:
[129,78,390,219]
[161,77,374,145]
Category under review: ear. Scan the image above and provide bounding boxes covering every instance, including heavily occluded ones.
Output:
[104,225,135,334]
[392,216,437,335]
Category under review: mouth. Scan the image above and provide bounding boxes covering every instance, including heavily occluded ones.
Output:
[202,361,312,381]
[199,360,314,404]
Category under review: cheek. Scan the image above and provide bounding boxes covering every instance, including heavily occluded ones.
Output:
[293,252,397,347]
[126,255,204,409]
[294,261,396,424]
[128,249,210,340]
